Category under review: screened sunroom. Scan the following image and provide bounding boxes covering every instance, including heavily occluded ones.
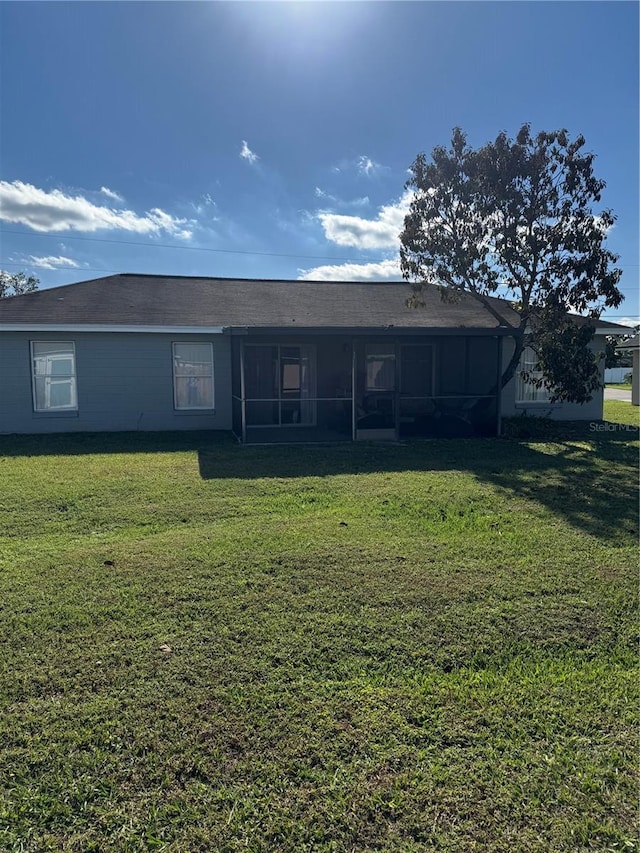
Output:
[230,332,503,443]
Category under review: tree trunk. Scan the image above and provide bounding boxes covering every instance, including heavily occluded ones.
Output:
[500,328,527,390]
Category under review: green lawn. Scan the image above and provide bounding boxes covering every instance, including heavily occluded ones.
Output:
[0,403,638,852]
[605,383,632,390]
[603,399,639,426]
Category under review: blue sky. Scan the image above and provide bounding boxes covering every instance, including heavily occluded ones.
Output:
[0,1,638,323]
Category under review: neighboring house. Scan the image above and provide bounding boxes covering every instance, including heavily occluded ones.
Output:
[0,274,616,441]
[616,333,640,406]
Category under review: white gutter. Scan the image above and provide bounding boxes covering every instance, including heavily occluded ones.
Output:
[593,327,623,336]
[0,324,225,334]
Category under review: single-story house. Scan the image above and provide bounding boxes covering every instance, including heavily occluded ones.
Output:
[616,332,639,406]
[0,274,618,442]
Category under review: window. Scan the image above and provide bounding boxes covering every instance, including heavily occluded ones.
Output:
[365,343,395,392]
[516,346,551,403]
[31,341,77,411]
[173,342,214,410]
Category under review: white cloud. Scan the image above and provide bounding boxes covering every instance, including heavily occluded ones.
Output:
[601,316,639,328]
[594,215,614,235]
[240,140,259,164]
[0,180,194,239]
[314,187,370,208]
[27,255,79,270]
[100,186,124,202]
[298,257,401,282]
[331,155,387,177]
[317,191,411,250]
[357,155,380,176]
[190,193,220,219]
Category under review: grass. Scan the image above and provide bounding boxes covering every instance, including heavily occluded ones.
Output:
[606,383,632,390]
[0,401,638,852]
[602,399,639,426]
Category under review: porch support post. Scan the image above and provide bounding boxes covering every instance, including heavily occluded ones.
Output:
[394,339,400,441]
[240,338,247,444]
[351,338,357,442]
[496,336,503,436]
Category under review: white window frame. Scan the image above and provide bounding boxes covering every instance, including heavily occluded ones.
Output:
[31,341,78,412]
[516,346,551,404]
[172,342,215,411]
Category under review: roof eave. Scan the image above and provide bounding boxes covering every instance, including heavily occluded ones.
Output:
[0,323,225,334]
[230,325,513,336]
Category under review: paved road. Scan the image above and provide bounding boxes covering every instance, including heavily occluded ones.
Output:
[604,388,632,402]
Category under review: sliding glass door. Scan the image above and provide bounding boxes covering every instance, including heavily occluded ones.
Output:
[355,341,397,439]
[244,344,316,427]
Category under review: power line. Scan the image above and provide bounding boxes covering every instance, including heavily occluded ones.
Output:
[0,260,141,275]
[0,228,391,265]
[2,227,638,271]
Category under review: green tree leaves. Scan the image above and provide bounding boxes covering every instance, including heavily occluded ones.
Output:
[400,125,623,403]
[0,271,39,298]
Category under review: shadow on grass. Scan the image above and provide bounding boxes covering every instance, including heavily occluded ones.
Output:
[197,427,638,543]
[0,430,237,458]
[0,422,637,542]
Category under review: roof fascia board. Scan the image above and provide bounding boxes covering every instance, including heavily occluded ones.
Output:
[231,326,513,336]
[6,324,615,336]
[592,327,624,336]
[0,324,225,334]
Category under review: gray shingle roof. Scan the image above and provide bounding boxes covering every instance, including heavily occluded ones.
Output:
[0,274,521,330]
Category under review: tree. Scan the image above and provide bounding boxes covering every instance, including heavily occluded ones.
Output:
[400,125,623,403]
[0,271,39,298]
[605,336,621,370]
